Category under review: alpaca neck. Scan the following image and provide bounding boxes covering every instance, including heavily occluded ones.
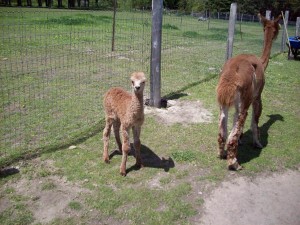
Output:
[131,92,144,112]
[260,31,274,70]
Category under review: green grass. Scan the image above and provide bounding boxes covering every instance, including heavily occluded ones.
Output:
[163,23,179,30]
[41,181,56,190]
[0,7,300,225]
[68,201,82,210]
[1,8,294,166]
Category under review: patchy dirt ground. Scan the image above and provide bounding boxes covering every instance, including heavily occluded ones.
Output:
[150,100,300,225]
[2,161,299,224]
[1,100,299,224]
[0,159,91,224]
[144,99,213,125]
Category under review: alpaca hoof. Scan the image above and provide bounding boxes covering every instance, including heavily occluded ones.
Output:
[228,158,243,171]
[120,171,126,176]
[228,163,243,171]
[103,157,110,164]
[120,167,127,176]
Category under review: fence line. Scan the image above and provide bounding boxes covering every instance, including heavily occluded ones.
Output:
[0,7,287,166]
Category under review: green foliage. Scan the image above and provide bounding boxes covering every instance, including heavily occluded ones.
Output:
[68,201,82,210]
[4,187,15,194]
[0,205,34,225]
[172,150,197,162]
[164,0,179,9]
[38,169,52,178]
[0,189,34,225]
[182,31,199,38]
[38,14,111,26]
[2,0,300,20]
[118,0,151,10]
[178,0,206,12]
[45,17,93,26]
[162,23,179,30]
[175,0,300,20]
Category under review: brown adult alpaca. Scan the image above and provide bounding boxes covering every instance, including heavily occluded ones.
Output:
[216,14,281,170]
[103,72,146,176]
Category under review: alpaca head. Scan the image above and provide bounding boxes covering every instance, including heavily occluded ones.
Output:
[131,72,146,94]
[258,13,281,40]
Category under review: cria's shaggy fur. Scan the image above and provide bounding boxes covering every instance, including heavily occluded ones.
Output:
[103,72,146,176]
[216,14,281,170]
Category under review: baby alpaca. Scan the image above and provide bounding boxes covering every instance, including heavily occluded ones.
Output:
[103,72,146,176]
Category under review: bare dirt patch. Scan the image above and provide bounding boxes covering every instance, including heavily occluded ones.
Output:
[13,176,88,223]
[197,169,300,225]
[1,159,91,224]
[1,158,299,225]
[145,99,213,125]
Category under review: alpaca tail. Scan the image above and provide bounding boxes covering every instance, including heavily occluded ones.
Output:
[216,80,237,108]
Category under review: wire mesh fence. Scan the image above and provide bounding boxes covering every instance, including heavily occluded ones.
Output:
[0,8,152,164]
[0,7,288,166]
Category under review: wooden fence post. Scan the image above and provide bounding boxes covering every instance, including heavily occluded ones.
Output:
[225,3,237,61]
[281,10,289,52]
[150,0,163,108]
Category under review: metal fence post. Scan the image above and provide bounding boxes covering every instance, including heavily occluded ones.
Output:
[225,3,237,61]
[150,0,163,108]
[281,10,289,52]
[296,17,300,36]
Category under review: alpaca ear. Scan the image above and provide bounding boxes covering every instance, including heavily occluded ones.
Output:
[258,13,266,21]
[274,14,282,23]
[258,13,267,25]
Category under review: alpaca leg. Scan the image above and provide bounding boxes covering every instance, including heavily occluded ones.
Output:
[120,127,130,176]
[133,126,142,168]
[218,106,228,159]
[227,110,248,170]
[103,117,113,163]
[113,119,122,152]
[234,100,243,145]
[252,98,263,149]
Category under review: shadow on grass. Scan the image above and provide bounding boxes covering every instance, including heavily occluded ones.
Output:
[109,144,175,175]
[0,119,105,169]
[163,73,219,100]
[238,114,284,165]
[0,167,20,178]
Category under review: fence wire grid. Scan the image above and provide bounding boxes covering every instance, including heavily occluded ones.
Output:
[0,7,288,165]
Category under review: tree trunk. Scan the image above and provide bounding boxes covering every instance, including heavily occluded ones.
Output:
[68,0,75,8]
[58,0,62,8]
[26,0,32,7]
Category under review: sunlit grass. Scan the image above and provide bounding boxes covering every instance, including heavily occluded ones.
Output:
[0,8,299,224]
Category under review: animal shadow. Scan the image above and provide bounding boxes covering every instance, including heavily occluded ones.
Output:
[109,144,175,175]
[0,167,20,178]
[238,114,284,165]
